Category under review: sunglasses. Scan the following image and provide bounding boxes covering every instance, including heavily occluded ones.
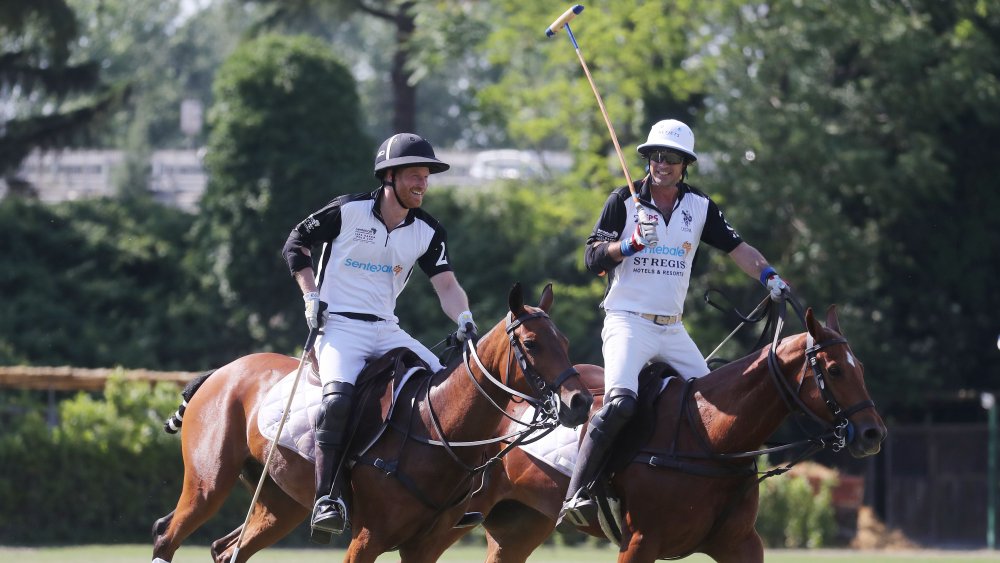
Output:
[647,151,686,165]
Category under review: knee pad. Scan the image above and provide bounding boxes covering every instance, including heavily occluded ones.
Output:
[316,382,354,447]
[588,388,637,444]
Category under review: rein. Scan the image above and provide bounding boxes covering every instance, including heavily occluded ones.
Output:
[365,308,581,520]
[625,293,876,558]
[636,292,881,478]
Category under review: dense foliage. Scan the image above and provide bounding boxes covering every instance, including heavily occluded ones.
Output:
[0,197,238,370]
[193,33,372,354]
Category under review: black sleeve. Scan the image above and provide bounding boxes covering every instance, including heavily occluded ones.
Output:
[701,198,743,253]
[584,191,627,275]
[417,222,453,278]
[282,200,343,275]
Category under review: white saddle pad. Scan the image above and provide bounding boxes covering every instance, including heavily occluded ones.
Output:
[518,376,674,476]
[518,410,582,477]
[257,362,428,463]
[257,364,324,463]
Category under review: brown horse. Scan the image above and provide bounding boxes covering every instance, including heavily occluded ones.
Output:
[435,305,887,563]
[150,283,593,563]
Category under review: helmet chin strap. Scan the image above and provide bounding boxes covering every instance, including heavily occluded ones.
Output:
[384,170,411,210]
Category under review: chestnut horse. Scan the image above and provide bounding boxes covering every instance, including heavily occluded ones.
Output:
[150,283,593,563]
[435,304,887,563]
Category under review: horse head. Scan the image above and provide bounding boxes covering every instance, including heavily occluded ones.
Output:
[489,282,593,427]
[800,305,887,458]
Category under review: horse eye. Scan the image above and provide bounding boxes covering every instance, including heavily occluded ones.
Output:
[828,364,843,377]
[523,339,538,351]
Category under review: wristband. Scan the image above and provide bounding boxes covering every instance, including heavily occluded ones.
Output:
[303,291,319,301]
[759,266,777,286]
[620,239,640,257]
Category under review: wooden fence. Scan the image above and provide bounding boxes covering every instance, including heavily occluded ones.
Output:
[0,366,199,391]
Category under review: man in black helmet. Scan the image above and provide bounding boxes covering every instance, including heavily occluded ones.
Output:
[282,133,477,541]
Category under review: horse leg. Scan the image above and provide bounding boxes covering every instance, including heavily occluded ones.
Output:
[342,530,385,563]
[702,530,764,563]
[211,480,309,563]
[210,525,242,562]
[152,458,244,562]
[616,528,663,563]
[481,501,554,563]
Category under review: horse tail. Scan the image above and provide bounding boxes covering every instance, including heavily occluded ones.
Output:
[163,370,215,434]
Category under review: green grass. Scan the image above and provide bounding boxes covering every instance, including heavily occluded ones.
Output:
[0,544,996,562]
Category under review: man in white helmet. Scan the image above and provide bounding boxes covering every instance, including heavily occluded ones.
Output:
[282,133,478,542]
[559,119,789,524]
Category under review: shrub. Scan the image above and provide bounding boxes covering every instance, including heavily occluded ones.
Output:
[756,460,838,548]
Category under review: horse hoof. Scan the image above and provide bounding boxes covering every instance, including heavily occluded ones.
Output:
[454,512,484,528]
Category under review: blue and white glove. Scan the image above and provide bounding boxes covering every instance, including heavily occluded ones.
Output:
[760,267,789,301]
[303,291,323,330]
[456,310,478,342]
[621,208,659,257]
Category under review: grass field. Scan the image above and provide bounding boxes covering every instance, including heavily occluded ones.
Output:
[1,544,995,562]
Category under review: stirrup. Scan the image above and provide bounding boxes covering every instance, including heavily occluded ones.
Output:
[557,492,596,531]
[310,495,349,544]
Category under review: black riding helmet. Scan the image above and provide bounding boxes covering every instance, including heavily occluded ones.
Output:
[373,133,450,179]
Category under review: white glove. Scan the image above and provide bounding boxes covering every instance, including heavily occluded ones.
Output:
[765,274,788,301]
[635,207,659,247]
[456,310,478,342]
[303,291,323,330]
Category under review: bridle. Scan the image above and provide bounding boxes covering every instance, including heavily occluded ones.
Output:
[420,308,583,451]
[766,297,877,452]
[500,310,581,416]
[372,308,584,526]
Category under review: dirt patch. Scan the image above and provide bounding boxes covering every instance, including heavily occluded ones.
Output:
[851,505,920,550]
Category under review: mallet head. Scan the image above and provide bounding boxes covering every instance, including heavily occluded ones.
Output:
[545,4,584,37]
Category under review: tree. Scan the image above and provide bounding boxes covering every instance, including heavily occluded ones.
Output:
[194,33,372,353]
[0,1,128,177]
[475,0,726,186]
[700,0,1000,405]
[0,197,236,370]
[242,0,495,145]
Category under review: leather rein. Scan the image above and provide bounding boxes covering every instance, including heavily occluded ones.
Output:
[364,309,581,519]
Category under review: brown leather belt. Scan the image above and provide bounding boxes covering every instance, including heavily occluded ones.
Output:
[638,312,683,326]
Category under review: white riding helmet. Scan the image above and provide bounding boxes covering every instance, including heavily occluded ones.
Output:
[636,119,697,162]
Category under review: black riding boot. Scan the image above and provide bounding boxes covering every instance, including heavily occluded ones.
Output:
[558,388,637,528]
[310,381,354,543]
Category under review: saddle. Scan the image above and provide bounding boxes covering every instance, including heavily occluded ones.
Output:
[345,347,434,461]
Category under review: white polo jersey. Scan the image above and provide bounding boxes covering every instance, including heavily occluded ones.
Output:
[586,180,743,316]
[283,189,452,323]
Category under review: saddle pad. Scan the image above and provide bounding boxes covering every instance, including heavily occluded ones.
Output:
[257,366,324,463]
[518,376,674,477]
[257,364,427,463]
[518,410,581,477]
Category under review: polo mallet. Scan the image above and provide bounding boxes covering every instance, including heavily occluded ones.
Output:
[231,326,320,562]
[546,5,641,215]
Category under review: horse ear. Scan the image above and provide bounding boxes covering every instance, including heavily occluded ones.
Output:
[826,304,842,335]
[508,282,525,315]
[538,283,554,312]
[805,307,820,339]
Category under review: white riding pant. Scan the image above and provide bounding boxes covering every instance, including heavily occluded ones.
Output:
[601,310,710,395]
[316,314,443,386]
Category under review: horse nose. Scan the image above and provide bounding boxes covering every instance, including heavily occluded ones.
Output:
[571,391,593,414]
[852,420,887,455]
